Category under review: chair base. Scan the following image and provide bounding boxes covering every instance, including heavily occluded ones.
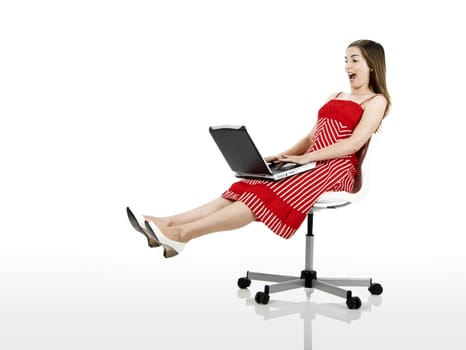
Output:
[239,270,380,309]
[237,213,383,309]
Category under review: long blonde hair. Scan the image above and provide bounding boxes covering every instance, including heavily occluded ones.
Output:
[348,39,391,117]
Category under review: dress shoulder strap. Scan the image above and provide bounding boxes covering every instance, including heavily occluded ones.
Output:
[360,94,379,105]
[334,91,343,98]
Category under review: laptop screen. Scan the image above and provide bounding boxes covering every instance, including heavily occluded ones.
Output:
[209,125,271,175]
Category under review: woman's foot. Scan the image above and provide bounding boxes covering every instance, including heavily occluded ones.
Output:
[126,207,160,248]
[144,221,187,258]
[143,215,170,228]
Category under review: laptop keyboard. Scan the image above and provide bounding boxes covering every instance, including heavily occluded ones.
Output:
[269,162,298,173]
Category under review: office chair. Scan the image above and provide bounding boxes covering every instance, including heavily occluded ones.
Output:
[237,137,383,309]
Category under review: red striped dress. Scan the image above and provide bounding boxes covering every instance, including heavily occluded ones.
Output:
[222,95,372,239]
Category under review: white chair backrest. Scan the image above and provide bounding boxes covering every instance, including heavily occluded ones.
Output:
[314,134,378,208]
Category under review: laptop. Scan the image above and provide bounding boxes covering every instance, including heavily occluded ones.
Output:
[209,125,316,181]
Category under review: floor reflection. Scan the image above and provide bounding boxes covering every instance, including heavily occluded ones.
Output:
[238,288,383,349]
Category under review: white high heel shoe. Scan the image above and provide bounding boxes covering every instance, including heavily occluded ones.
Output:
[126,207,160,247]
[144,220,186,258]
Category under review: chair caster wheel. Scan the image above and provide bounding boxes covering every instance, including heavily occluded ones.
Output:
[368,283,383,295]
[255,291,270,305]
[346,296,362,309]
[237,277,251,289]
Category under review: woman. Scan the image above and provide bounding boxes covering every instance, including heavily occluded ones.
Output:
[127,39,391,258]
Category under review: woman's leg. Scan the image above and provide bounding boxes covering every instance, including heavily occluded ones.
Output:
[161,201,256,243]
[144,197,232,227]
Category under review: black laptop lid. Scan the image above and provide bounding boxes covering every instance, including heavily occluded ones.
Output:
[209,125,271,174]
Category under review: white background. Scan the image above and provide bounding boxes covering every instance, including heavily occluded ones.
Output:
[1,1,465,348]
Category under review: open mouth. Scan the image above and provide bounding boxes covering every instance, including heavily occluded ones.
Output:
[348,73,356,81]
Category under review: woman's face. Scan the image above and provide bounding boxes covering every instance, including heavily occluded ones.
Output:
[345,46,371,91]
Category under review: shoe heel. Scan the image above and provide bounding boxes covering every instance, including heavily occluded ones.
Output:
[162,245,179,258]
[144,220,185,258]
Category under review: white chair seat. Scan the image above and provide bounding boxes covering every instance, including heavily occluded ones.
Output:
[313,191,352,209]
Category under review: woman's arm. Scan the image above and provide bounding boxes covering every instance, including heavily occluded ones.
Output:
[266,93,339,162]
[265,124,316,162]
[279,95,387,164]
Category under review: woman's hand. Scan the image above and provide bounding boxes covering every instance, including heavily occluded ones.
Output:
[277,154,312,165]
[264,154,283,163]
